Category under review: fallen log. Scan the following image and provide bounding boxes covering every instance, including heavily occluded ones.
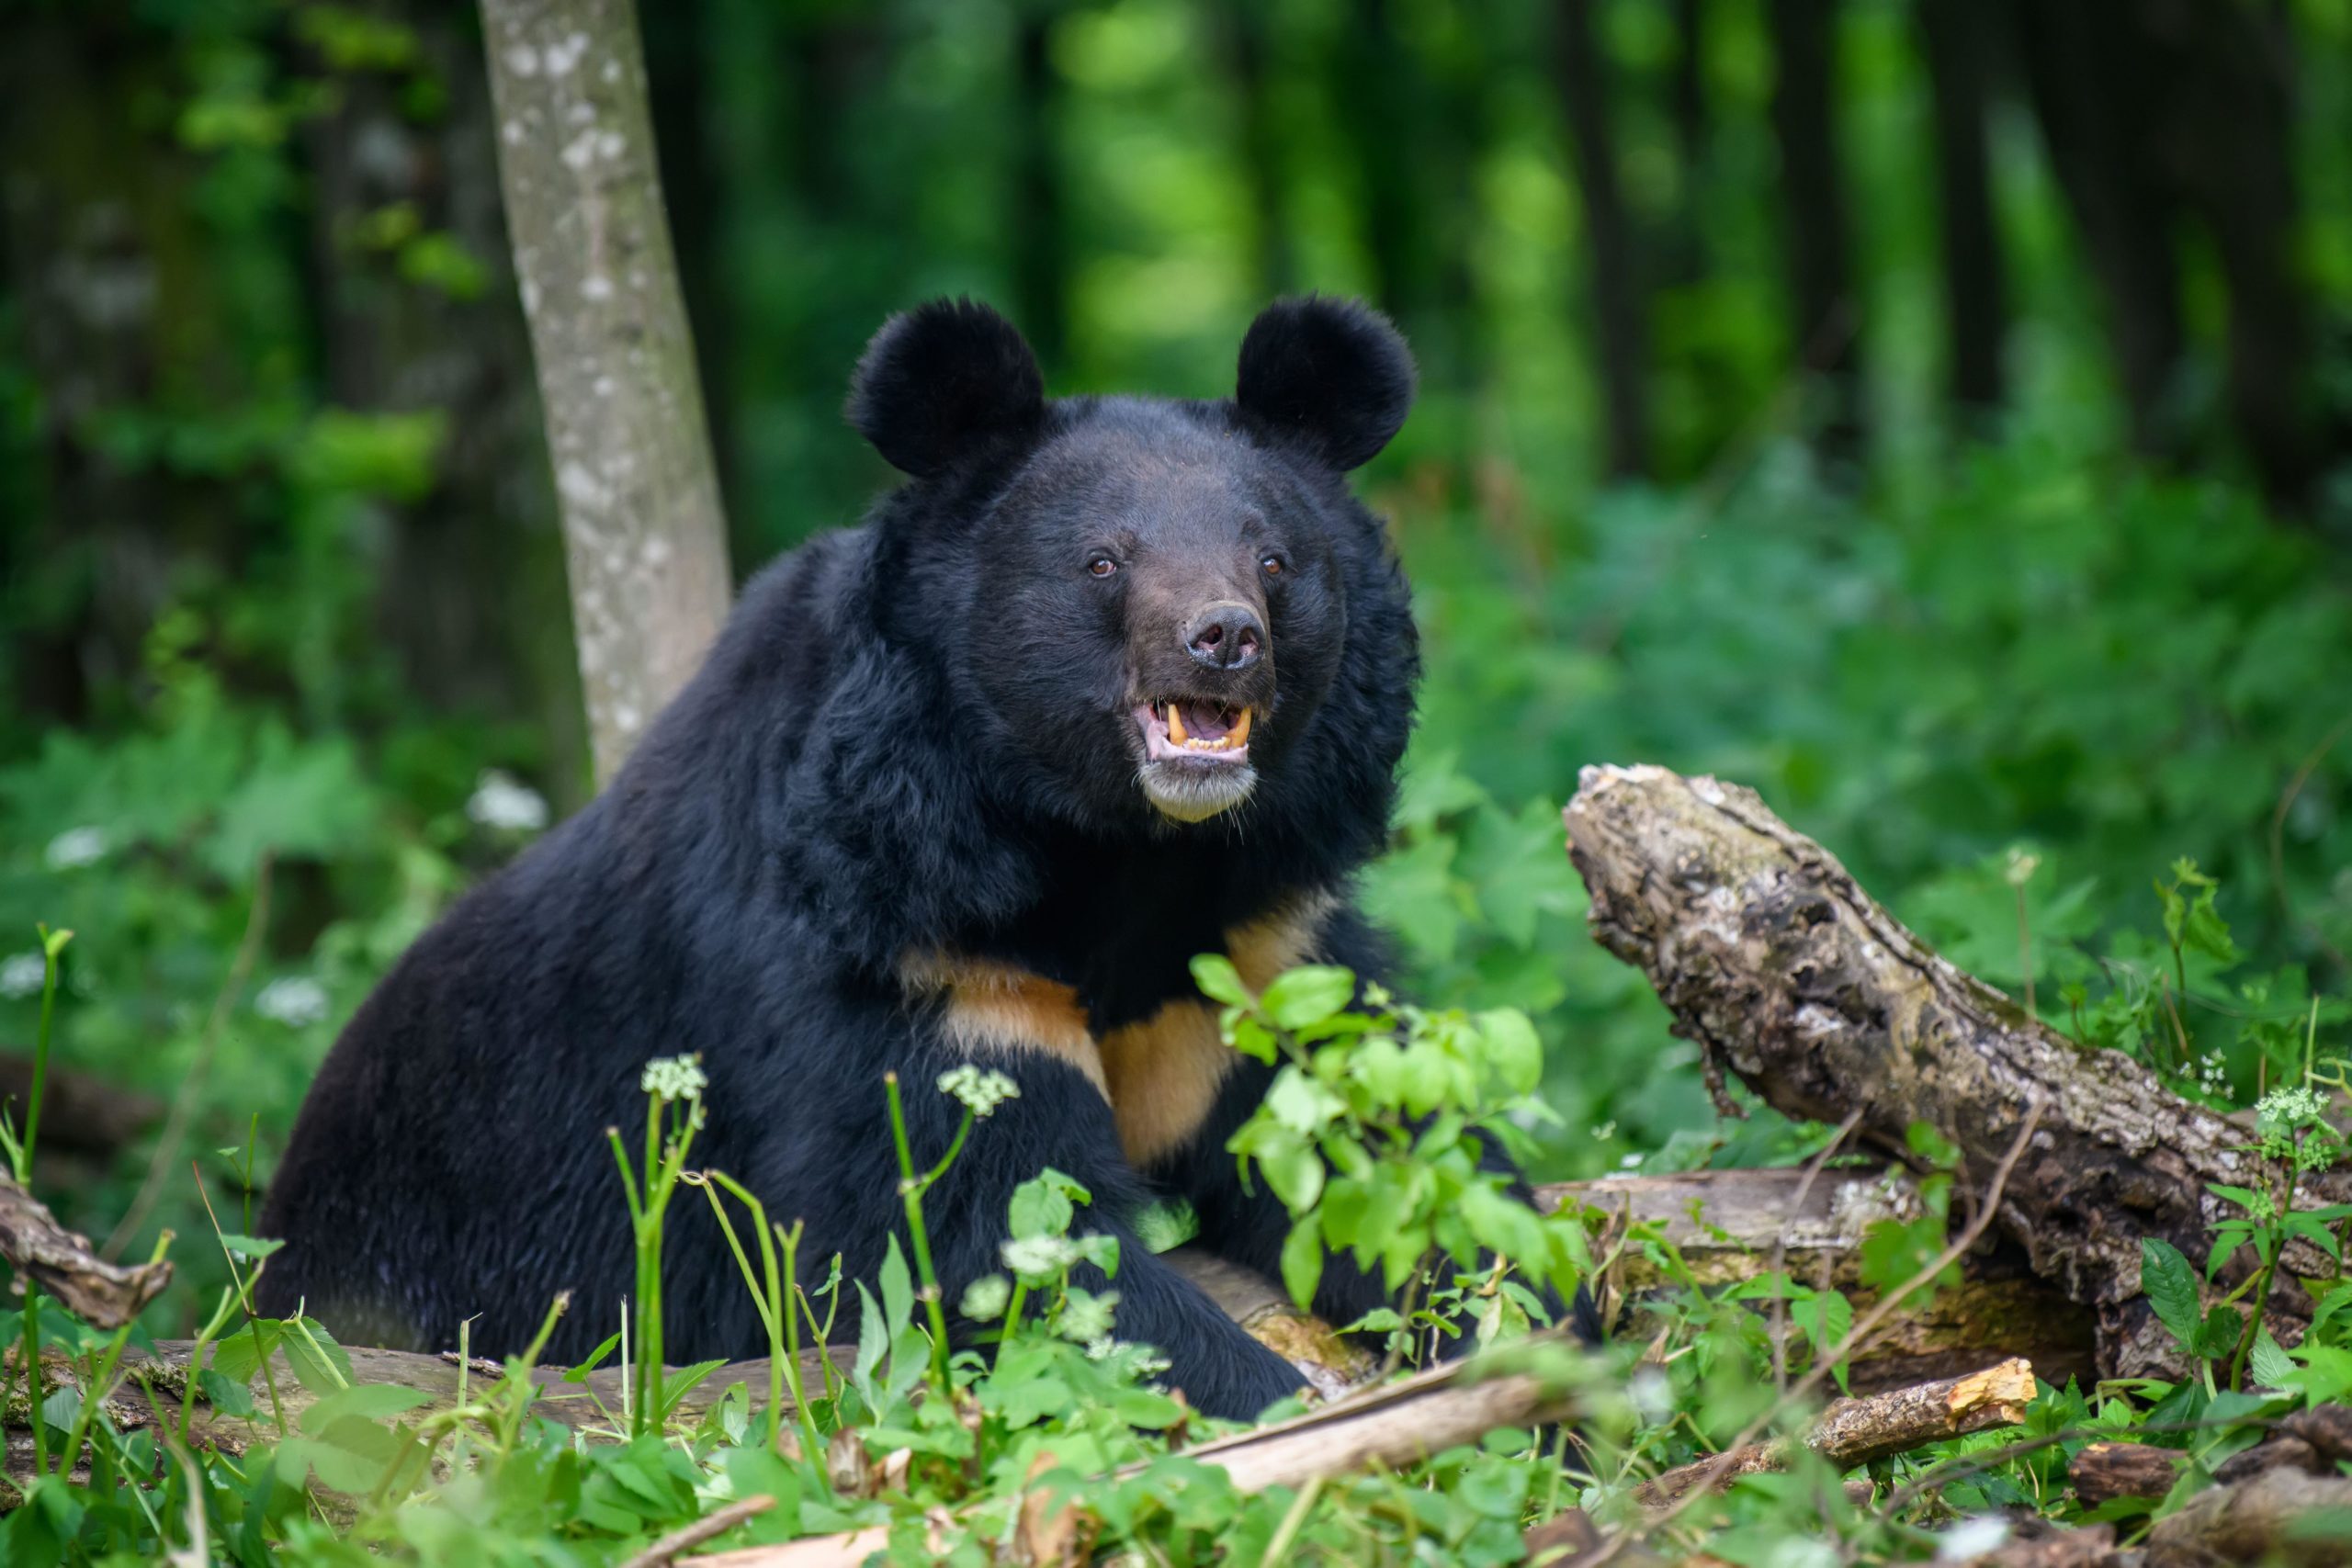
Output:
[1633,1356,2037,1506]
[1564,763,2341,1378]
[2143,1467,2352,1566]
[1546,1168,2096,1393]
[2068,1440,2183,1506]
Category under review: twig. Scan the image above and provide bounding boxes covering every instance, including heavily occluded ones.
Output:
[105,853,273,1258]
[1601,1101,2045,1561]
[616,1494,776,1568]
[0,1171,171,1329]
[1632,1358,2037,1506]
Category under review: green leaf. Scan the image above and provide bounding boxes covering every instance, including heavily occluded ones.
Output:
[879,1235,914,1334]
[2141,1237,2202,1349]
[1264,1068,1344,1135]
[1281,1219,1325,1309]
[1190,953,1249,1006]
[215,1233,284,1261]
[299,1382,428,1434]
[1259,1142,1326,1214]
[2193,1304,2245,1361]
[1009,1168,1090,1239]
[1474,1009,1544,1094]
[285,1318,354,1393]
[194,1367,254,1416]
[2249,1327,2297,1389]
[1261,965,1356,1031]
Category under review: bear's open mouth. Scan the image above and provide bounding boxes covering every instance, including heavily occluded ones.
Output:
[1134,700,1253,763]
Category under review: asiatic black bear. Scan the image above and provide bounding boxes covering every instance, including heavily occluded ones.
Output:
[260,297,1539,1419]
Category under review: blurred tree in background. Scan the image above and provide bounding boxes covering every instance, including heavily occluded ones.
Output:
[3,0,2352,1309]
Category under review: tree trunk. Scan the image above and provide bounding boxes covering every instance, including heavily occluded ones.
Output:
[1010,5,1069,372]
[1764,0,1864,466]
[2008,0,2186,461]
[1563,763,2351,1380]
[1663,0,1711,287]
[301,5,591,803]
[1217,0,1293,300]
[1915,0,2006,414]
[1553,0,1652,479]
[479,0,733,784]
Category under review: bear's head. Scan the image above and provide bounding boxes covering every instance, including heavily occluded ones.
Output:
[844,296,1419,839]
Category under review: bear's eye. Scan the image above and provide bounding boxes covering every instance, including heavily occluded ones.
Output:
[1087,555,1119,579]
[1260,553,1285,577]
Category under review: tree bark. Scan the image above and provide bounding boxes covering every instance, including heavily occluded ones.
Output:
[2007,0,2185,462]
[0,1172,170,1331]
[480,0,734,784]
[1010,5,1069,374]
[1553,0,1652,479]
[1564,763,2348,1379]
[1915,0,2006,413]
[1764,0,1864,466]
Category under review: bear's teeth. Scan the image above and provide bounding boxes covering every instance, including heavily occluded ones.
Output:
[1226,706,1252,747]
[1165,702,1189,743]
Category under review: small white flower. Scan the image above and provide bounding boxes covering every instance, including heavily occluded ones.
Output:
[1001,1235,1080,1282]
[1937,1516,2011,1561]
[43,827,107,870]
[958,1274,1012,1320]
[1627,1365,1674,1424]
[254,976,329,1026]
[1056,1288,1117,1345]
[0,953,45,1000]
[1618,1151,1644,1171]
[937,1064,1020,1117]
[640,1055,707,1101]
[466,770,549,833]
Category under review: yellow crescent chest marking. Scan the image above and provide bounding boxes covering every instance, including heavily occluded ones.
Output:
[901,892,1339,1168]
[897,952,1106,1097]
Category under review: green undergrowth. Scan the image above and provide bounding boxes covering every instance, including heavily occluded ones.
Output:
[5,868,2352,1563]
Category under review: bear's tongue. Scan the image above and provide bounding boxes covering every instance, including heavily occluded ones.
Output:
[1161,700,1251,749]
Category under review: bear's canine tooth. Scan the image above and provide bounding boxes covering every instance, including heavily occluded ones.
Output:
[1166,702,1189,743]
[1227,707,1252,746]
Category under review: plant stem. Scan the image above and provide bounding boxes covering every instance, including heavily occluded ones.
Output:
[21,926,70,1183]
[775,1220,826,1462]
[2013,884,2035,1024]
[2230,1162,2294,1391]
[883,1072,957,1392]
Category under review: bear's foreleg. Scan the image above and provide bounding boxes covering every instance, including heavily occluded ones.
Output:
[899,1055,1309,1422]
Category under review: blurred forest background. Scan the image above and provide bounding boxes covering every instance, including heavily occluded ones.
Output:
[5,0,2352,1321]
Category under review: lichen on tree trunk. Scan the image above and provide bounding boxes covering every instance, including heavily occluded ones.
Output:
[480,0,733,784]
[1564,763,2346,1379]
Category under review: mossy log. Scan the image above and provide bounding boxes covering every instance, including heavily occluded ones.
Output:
[1545,1168,2097,1394]
[1564,763,2346,1379]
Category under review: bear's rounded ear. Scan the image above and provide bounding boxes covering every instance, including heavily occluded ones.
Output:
[847,299,1046,477]
[1234,296,1416,470]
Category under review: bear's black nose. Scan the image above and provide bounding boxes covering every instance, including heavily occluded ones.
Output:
[1184,602,1265,671]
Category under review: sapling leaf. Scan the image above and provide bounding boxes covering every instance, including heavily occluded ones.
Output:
[2249,1327,2298,1389]
[1261,964,1356,1030]
[879,1235,913,1334]
[1189,953,1248,1007]
[1281,1217,1324,1308]
[2141,1237,2202,1349]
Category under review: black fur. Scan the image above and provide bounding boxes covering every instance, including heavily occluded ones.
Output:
[1235,296,1417,471]
[847,297,1046,477]
[260,299,1552,1422]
